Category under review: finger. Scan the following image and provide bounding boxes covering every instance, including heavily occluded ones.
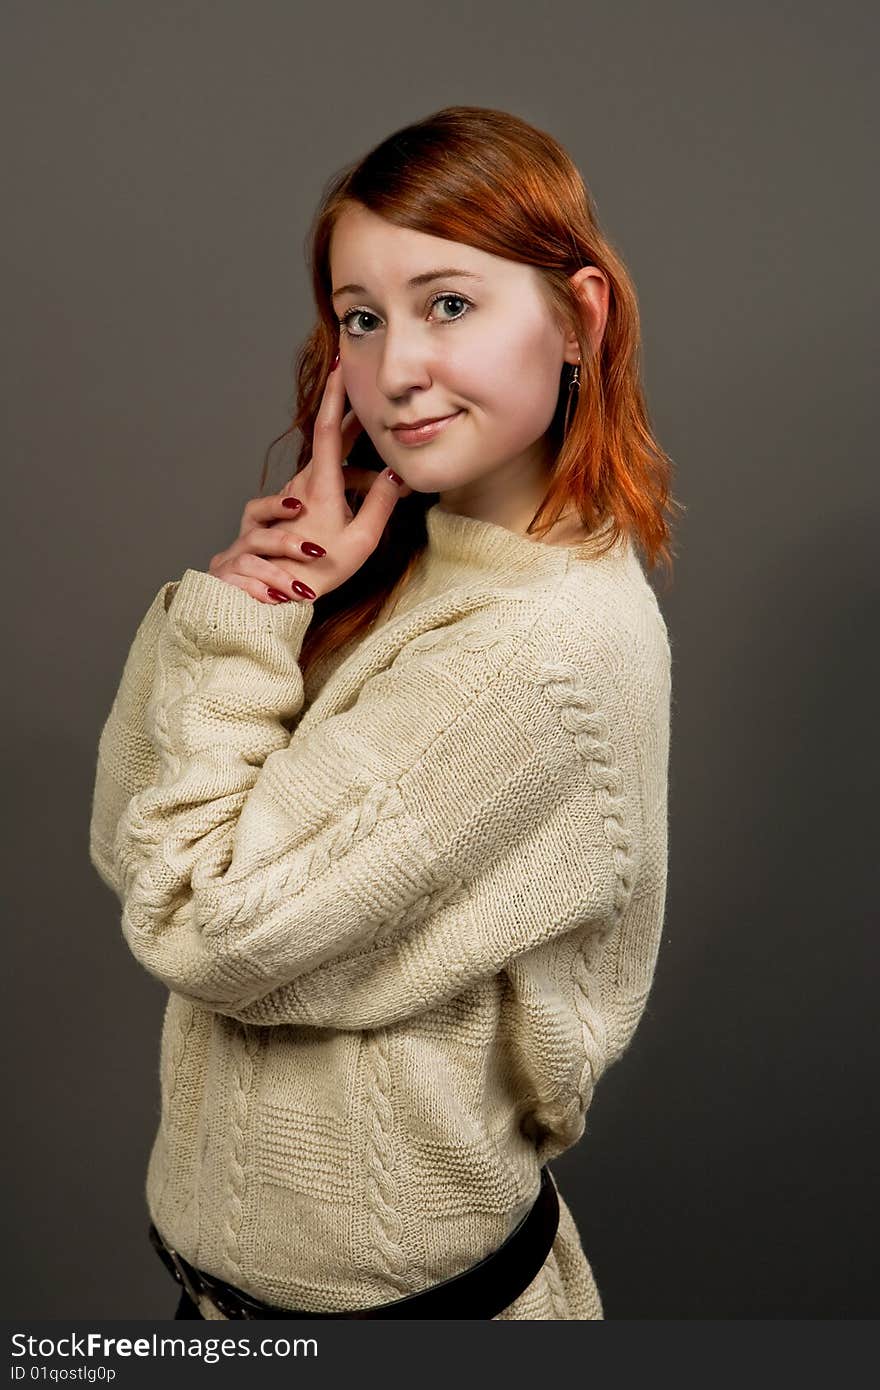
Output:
[345,468,412,554]
[240,492,303,535]
[309,357,349,495]
[235,526,328,564]
[341,465,386,495]
[272,472,365,519]
[230,552,312,601]
[218,572,288,605]
[276,391,362,506]
[280,470,308,500]
[277,403,362,504]
[340,407,364,460]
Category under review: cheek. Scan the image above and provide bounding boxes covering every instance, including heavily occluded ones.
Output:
[340,361,363,399]
[463,323,561,432]
[339,365,377,424]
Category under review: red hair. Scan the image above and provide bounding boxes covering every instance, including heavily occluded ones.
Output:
[259,105,684,680]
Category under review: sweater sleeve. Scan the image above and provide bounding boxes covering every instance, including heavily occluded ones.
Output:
[89,578,180,900]
[90,567,643,1030]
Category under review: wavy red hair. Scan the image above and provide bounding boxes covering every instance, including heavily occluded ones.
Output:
[259,105,683,681]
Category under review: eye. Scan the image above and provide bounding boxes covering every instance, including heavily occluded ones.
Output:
[338,308,381,339]
[338,292,474,340]
[428,292,472,324]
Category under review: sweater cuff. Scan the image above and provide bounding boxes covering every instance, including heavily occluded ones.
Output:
[164,568,315,652]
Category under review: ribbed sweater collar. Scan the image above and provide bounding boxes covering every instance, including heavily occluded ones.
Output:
[306,504,629,693]
[423,501,624,581]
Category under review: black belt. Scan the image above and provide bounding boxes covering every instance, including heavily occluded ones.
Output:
[149,1165,559,1319]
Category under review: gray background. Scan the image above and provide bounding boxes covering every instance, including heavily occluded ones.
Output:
[1,0,876,1319]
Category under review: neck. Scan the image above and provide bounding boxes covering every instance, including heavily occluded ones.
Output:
[437,443,555,537]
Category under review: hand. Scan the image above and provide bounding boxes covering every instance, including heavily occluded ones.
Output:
[208,361,413,604]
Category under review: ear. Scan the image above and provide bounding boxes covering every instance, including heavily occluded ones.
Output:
[565,266,610,360]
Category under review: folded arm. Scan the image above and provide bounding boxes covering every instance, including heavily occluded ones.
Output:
[90,568,641,1029]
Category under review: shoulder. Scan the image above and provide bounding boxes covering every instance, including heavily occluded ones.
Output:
[487,545,670,672]
[516,565,672,825]
[396,551,668,673]
[394,567,672,761]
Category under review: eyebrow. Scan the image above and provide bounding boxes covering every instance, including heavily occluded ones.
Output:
[331,268,484,301]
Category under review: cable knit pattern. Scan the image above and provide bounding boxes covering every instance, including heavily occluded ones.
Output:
[362,1029,411,1292]
[542,1247,569,1319]
[89,501,672,1318]
[155,998,198,1218]
[536,660,636,1130]
[221,1025,261,1281]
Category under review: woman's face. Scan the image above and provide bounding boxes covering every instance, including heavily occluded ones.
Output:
[328,202,581,523]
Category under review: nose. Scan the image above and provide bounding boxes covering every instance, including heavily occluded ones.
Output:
[375,321,433,401]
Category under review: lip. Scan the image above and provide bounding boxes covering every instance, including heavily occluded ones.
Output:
[390,411,462,444]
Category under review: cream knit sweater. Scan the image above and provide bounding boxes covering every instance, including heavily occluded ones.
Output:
[89,501,672,1320]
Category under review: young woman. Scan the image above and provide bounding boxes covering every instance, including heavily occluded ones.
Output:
[90,105,680,1321]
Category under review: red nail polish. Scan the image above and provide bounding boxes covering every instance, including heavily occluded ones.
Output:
[386,469,404,485]
[266,588,291,602]
[291,580,316,600]
[281,497,302,510]
[330,352,340,371]
[300,541,326,557]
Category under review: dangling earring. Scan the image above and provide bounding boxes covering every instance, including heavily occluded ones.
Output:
[563,359,581,437]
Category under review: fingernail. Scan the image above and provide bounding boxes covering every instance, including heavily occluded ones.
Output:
[282,497,302,510]
[291,580,316,600]
[266,588,291,602]
[386,469,404,485]
[300,541,326,557]
[330,352,340,371]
